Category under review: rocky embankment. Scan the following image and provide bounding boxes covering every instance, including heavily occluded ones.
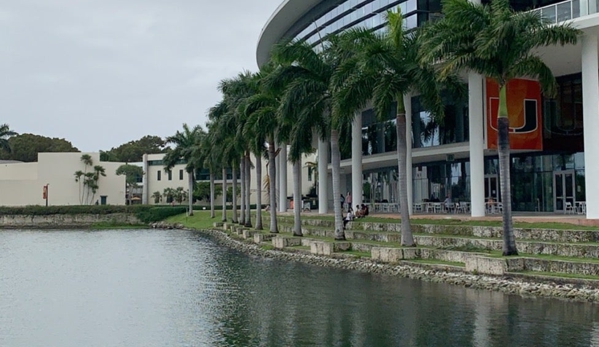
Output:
[150,221,599,303]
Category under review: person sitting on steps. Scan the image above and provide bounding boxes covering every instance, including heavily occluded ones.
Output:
[355,204,364,218]
[343,207,354,229]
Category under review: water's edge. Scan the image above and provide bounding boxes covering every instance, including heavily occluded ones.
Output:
[172,224,599,304]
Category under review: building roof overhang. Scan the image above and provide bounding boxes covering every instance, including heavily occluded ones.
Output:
[256,0,324,67]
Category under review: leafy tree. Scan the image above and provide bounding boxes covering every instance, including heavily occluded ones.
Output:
[116,164,144,205]
[0,124,17,153]
[420,0,580,255]
[194,182,223,202]
[102,135,168,162]
[1,133,78,162]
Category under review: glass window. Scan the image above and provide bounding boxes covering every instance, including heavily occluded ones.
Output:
[179,169,184,180]
[168,170,172,181]
[407,0,417,12]
[157,171,161,181]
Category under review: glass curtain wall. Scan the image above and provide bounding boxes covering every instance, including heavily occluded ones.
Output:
[486,153,585,212]
[412,161,470,204]
[411,94,469,148]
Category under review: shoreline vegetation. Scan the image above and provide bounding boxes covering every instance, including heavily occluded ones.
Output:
[162,211,599,303]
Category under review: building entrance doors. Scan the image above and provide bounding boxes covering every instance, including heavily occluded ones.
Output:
[553,170,575,212]
[484,175,500,202]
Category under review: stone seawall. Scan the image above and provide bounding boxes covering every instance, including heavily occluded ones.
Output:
[0,213,142,228]
[155,223,599,303]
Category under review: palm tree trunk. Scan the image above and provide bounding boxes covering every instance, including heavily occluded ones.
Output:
[255,153,263,230]
[245,152,252,227]
[222,167,227,222]
[330,129,345,240]
[240,159,246,225]
[268,139,278,233]
[396,97,415,246]
[292,160,303,236]
[232,165,238,223]
[210,171,215,218]
[187,170,194,216]
[498,84,518,255]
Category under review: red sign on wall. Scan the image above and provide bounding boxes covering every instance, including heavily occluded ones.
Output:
[486,78,543,150]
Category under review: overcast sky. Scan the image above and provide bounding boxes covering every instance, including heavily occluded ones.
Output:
[0,0,282,152]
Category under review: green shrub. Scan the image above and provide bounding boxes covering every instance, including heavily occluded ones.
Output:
[135,207,187,223]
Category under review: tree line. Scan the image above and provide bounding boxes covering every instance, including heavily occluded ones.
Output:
[161,0,580,256]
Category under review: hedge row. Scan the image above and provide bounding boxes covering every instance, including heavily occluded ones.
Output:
[0,205,188,224]
[0,204,271,224]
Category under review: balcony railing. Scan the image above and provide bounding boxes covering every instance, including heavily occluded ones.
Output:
[531,0,599,24]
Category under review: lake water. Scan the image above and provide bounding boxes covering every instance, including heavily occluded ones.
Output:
[1,229,598,347]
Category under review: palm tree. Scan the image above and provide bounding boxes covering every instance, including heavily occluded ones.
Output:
[163,123,205,216]
[211,72,259,228]
[332,10,456,246]
[245,68,283,233]
[0,124,17,153]
[200,124,220,219]
[270,40,343,239]
[420,0,580,255]
[152,191,162,204]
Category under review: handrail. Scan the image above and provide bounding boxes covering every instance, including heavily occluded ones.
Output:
[531,0,583,24]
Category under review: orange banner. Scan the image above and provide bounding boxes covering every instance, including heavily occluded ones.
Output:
[486,78,543,150]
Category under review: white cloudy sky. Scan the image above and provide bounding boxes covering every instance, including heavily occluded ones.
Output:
[0,0,282,151]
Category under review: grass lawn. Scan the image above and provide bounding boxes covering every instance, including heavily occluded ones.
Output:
[166,210,222,230]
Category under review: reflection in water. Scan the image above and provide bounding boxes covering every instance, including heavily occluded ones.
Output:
[0,229,598,347]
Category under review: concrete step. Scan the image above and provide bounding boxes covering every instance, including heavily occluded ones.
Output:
[265,216,599,244]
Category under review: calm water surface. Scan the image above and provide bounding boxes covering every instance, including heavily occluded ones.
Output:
[1,229,598,347]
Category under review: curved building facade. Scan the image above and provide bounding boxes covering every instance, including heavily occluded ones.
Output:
[258,0,599,218]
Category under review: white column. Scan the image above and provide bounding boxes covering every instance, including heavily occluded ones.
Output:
[582,33,599,219]
[404,95,413,215]
[278,143,288,213]
[142,154,149,204]
[274,142,280,210]
[352,112,363,208]
[469,72,486,217]
[318,139,329,214]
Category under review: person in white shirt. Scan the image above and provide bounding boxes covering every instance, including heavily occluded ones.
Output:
[343,207,354,229]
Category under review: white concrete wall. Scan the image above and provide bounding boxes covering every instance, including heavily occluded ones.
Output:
[0,152,126,206]
[144,153,191,204]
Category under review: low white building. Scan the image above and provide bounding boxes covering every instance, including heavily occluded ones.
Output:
[0,152,126,206]
[142,152,317,208]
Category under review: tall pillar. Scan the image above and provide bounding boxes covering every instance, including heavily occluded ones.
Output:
[318,139,329,214]
[469,72,486,217]
[404,95,413,215]
[582,33,599,219]
[279,143,288,213]
[352,112,363,208]
[274,142,280,209]
[142,154,149,204]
